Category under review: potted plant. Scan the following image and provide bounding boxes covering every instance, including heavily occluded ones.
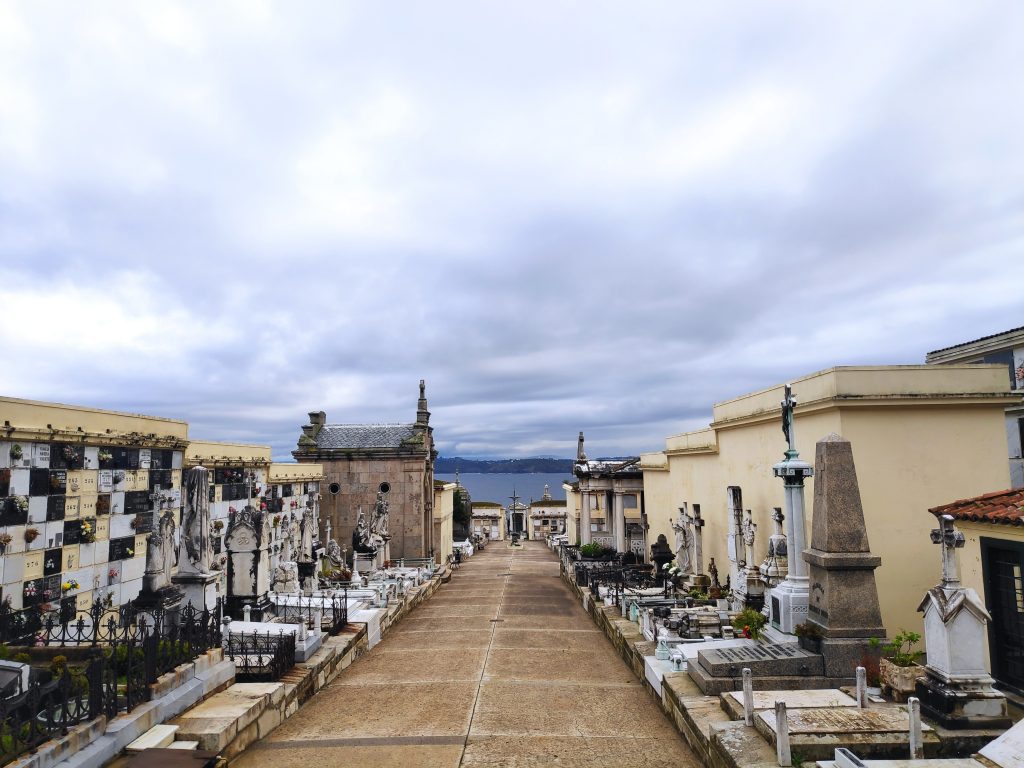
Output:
[9,444,23,461]
[874,631,923,701]
[794,622,824,653]
[24,527,40,544]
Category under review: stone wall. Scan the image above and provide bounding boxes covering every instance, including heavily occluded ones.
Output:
[320,456,430,559]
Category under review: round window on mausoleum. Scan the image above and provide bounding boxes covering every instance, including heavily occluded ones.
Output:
[328,482,341,495]
[379,482,391,494]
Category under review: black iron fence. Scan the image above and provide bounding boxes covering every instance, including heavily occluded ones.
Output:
[0,600,222,767]
[273,593,349,635]
[226,632,296,682]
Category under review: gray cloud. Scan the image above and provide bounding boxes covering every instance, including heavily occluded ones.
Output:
[0,2,1021,460]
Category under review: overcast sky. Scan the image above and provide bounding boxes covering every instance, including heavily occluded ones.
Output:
[0,3,1021,461]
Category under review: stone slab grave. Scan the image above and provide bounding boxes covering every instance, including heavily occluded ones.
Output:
[755,706,939,761]
[689,642,828,693]
[720,688,856,719]
[979,714,1024,768]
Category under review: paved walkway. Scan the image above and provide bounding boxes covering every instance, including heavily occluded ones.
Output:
[234,541,699,768]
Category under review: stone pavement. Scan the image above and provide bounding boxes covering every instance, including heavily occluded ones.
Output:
[233,541,699,768]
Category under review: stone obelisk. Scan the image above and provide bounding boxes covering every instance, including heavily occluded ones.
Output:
[804,433,885,677]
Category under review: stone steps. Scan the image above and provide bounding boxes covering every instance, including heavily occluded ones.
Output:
[126,724,179,753]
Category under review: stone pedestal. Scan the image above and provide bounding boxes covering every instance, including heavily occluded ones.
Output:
[171,571,219,612]
[132,585,184,615]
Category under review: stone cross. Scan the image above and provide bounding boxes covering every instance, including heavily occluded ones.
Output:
[690,504,705,575]
[772,507,785,536]
[727,486,745,569]
[930,514,965,590]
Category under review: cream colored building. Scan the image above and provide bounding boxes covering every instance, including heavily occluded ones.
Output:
[529,486,567,541]
[640,365,1018,635]
[926,326,1024,488]
[433,480,455,562]
[471,502,505,541]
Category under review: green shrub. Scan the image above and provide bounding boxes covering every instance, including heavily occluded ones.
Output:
[734,607,767,639]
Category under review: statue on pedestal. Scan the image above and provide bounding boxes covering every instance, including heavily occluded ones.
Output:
[669,506,693,575]
[181,466,212,573]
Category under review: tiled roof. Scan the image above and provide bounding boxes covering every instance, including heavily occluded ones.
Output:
[929,488,1024,526]
[315,423,419,450]
[927,325,1024,356]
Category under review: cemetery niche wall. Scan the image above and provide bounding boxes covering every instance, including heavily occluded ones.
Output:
[0,396,189,626]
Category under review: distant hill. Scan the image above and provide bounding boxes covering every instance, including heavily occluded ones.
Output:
[436,456,574,474]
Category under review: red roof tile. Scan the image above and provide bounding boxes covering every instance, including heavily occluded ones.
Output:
[929,488,1024,526]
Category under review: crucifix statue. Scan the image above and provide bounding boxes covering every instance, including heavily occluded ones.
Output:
[690,503,705,575]
[781,384,797,455]
[930,514,965,590]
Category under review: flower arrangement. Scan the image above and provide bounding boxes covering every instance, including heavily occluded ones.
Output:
[62,445,78,463]
[24,527,40,543]
[734,607,767,640]
[125,547,134,557]
[0,533,11,552]
[130,516,140,530]
[98,449,113,463]
[15,497,28,514]
[212,520,224,532]
[61,579,80,593]
[81,520,96,543]
[23,583,37,598]
[273,515,282,527]
[9,444,23,461]
[228,506,238,515]
[108,568,119,580]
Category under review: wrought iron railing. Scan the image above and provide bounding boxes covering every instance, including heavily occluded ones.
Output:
[273,593,348,635]
[0,599,223,766]
[226,632,296,682]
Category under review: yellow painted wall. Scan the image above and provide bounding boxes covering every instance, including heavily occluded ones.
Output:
[433,482,455,563]
[269,462,324,482]
[0,396,188,443]
[185,440,271,465]
[645,366,1015,635]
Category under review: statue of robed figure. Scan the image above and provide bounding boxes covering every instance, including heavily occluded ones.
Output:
[181,465,212,573]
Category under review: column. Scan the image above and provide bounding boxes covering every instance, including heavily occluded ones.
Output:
[580,490,591,545]
[613,492,626,553]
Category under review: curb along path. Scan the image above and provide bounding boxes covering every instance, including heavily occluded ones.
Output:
[233,541,699,768]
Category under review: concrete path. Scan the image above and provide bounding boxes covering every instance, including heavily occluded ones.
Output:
[233,541,699,768]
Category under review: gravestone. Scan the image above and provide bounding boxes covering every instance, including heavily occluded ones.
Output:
[804,434,885,678]
[225,504,272,621]
[915,515,1010,729]
[759,507,788,589]
[134,508,183,612]
[172,466,219,610]
[650,534,673,584]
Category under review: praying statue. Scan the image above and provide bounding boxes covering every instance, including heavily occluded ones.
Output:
[144,509,177,592]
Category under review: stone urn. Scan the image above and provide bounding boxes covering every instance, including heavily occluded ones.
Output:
[879,658,924,702]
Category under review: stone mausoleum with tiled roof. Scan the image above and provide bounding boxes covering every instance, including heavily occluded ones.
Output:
[293,381,436,560]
